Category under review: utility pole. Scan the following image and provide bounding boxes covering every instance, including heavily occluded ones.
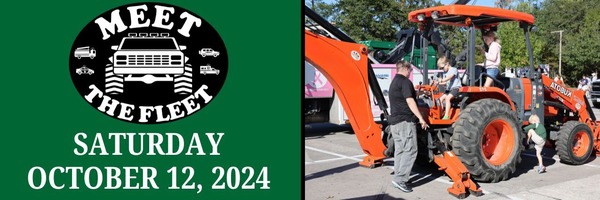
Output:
[551,30,564,77]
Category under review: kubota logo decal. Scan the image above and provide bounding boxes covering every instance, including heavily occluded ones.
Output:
[69,2,228,124]
[550,82,572,98]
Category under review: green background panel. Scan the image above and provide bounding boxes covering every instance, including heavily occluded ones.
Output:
[0,0,300,199]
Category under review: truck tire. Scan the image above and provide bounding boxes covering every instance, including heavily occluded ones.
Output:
[383,125,394,158]
[556,121,593,165]
[451,99,522,182]
[383,124,432,166]
[593,102,600,108]
[174,64,193,95]
[105,64,124,94]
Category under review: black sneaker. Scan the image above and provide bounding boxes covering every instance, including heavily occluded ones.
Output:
[392,181,413,193]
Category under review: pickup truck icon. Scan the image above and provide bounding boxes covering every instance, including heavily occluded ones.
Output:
[74,46,96,59]
[199,48,220,57]
[105,33,192,95]
[199,64,220,75]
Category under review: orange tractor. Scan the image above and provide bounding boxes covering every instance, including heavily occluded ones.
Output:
[305,4,600,198]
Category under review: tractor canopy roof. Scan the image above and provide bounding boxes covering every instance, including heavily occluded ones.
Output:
[408,5,534,28]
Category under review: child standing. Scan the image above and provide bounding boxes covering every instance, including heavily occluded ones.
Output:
[523,114,547,173]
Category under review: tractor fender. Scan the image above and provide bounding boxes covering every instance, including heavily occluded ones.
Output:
[458,86,516,111]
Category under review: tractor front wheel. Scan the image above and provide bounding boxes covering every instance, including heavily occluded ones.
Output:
[451,99,523,182]
[556,121,593,165]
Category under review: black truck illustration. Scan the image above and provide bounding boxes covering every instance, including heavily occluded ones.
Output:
[105,33,192,95]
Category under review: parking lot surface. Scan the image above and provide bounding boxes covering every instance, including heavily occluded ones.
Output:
[304,105,600,200]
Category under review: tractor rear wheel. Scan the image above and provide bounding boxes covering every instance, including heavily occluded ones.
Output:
[556,121,593,165]
[451,99,522,182]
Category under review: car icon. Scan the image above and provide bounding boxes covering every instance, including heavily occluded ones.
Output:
[199,48,220,57]
[76,66,95,75]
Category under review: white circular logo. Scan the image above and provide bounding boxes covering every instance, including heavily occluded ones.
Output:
[69,3,228,124]
[351,51,361,61]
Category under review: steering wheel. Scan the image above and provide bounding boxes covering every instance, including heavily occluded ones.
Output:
[429,79,439,94]
[417,77,439,98]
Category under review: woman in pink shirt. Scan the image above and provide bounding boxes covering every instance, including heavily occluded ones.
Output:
[479,31,501,87]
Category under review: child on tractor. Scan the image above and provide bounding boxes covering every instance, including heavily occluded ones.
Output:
[524,114,547,173]
[435,56,460,120]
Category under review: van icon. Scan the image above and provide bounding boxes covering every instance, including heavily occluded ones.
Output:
[199,64,220,75]
[74,46,96,59]
[199,48,220,57]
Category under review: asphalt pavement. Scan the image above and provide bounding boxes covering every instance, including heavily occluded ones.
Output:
[304,103,600,200]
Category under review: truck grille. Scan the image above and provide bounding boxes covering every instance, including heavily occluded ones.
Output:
[126,55,170,65]
[593,82,600,91]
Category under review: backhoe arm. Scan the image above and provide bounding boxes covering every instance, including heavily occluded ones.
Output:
[305,30,386,167]
[542,75,596,123]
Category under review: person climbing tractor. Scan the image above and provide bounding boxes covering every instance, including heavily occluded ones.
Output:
[524,114,547,174]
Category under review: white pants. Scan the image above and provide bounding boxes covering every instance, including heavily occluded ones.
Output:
[530,130,545,151]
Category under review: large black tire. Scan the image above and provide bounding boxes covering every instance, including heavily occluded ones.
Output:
[451,99,523,182]
[556,121,594,165]
[593,102,600,108]
[383,125,394,157]
[383,125,431,166]
[105,64,124,94]
[174,64,193,95]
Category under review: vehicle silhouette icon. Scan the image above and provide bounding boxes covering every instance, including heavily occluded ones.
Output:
[76,66,95,75]
[199,64,220,75]
[74,46,96,59]
[199,48,220,57]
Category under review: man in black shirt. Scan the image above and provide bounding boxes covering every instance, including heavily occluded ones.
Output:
[389,60,429,193]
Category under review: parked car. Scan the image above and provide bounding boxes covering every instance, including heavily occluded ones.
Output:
[591,80,600,108]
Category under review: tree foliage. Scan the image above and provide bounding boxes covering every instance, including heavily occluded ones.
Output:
[313,0,439,41]
[496,2,544,70]
[536,0,600,85]
[305,0,336,20]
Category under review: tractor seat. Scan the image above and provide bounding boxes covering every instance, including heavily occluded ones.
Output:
[460,65,506,90]
[449,89,467,106]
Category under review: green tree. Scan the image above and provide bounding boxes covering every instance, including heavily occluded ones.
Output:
[561,4,600,83]
[496,2,544,70]
[321,0,439,41]
[535,0,598,85]
[305,0,336,20]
